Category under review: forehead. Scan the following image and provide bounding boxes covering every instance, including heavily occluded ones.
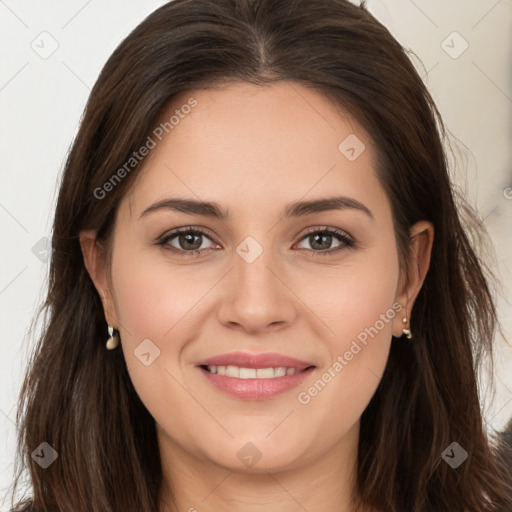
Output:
[123,81,389,220]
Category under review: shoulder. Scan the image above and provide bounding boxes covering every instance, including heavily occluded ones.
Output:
[10,500,33,512]
[496,418,512,466]
[495,418,512,511]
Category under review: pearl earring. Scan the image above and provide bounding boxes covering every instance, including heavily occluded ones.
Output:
[106,324,119,350]
[402,316,412,339]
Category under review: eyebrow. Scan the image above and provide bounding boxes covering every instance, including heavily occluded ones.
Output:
[139,195,374,221]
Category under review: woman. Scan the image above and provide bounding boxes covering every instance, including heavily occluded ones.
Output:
[8,0,512,510]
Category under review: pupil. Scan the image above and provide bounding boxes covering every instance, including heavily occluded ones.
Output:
[181,233,201,250]
[311,233,331,250]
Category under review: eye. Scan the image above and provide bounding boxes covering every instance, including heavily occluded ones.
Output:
[295,227,354,255]
[156,226,355,257]
[157,227,217,256]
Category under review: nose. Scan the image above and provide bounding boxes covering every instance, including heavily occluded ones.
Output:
[216,238,298,335]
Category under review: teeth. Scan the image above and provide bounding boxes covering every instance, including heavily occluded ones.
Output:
[207,365,300,379]
[256,367,274,378]
[274,367,287,377]
[225,365,239,378]
[240,368,257,378]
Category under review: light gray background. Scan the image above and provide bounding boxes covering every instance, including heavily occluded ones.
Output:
[1,0,511,507]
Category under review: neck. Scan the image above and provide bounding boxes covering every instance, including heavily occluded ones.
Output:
[157,422,365,512]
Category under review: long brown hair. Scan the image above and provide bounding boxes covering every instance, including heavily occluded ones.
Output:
[9,0,512,510]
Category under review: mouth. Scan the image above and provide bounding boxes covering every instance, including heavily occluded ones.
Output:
[200,365,309,378]
[196,352,316,400]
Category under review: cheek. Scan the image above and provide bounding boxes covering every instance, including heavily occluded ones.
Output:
[110,241,209,343]
[311,240,400,353]
[331,265,398,351]
[111,255,202,440]
[108,241,208,404]
[295,242,399,423]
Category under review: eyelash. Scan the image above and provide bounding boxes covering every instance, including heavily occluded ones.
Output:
[156,226,355,257]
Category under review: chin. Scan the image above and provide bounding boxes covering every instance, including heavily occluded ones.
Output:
[202,435,310,474]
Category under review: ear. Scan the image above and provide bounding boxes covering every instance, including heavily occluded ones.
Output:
[392,220,434,337]
[79,229,118,327]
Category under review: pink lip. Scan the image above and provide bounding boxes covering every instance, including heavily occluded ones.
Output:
[196,351,316,401]
[196,351,314,371]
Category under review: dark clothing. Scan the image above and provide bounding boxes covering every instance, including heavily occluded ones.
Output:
[10,502,32,512]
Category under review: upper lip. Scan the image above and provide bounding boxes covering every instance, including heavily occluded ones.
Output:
[196,351,315,371]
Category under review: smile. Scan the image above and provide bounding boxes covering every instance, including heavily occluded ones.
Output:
[204,365,301,378]
[196,351,316,400]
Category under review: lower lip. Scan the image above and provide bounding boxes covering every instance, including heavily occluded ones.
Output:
[199,367,315,400]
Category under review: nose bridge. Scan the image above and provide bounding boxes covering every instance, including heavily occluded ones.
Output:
[234,232,281,304]
[217,231,296,333]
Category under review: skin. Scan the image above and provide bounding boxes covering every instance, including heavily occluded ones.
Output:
[81,81,433,512]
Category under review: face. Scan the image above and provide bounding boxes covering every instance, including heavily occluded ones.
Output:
[87,81,416,474]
